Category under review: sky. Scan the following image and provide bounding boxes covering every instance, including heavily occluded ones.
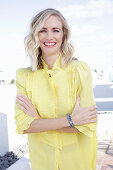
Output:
[0,0,113,77]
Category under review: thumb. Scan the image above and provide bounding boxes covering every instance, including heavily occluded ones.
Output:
[75,95,80,109]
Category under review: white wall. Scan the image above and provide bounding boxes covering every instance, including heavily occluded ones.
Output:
[0,112,9,156]
[0,84,27,155]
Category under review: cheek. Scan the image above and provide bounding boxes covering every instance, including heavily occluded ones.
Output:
[38,33,44,42]
[38,36,42,42]
[57,34,63,43]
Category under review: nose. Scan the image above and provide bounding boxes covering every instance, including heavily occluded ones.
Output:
[46,31,53,40]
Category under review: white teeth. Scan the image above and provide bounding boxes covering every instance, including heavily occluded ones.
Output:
[44,42,56,46]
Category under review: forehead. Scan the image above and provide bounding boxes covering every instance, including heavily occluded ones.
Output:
[43,15,63,28]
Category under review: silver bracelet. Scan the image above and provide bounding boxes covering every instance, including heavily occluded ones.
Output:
[66,113,75,128]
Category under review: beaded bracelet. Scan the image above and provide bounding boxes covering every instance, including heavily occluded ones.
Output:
[66,113,75,128]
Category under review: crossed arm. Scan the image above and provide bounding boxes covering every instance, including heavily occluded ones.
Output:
[16,95,80,134]
[15,95,97,134]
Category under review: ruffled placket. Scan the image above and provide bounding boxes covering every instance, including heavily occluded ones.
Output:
[41,54,62,77]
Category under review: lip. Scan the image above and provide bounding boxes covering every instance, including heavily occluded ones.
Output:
[43,41,56,43]
[44,41,56,43]
[43,42,56,48]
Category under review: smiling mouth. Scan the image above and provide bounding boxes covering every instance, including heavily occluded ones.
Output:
[43,42,56,47]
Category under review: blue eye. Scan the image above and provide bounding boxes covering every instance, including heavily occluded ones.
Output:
[39,29,60,33]
[40,30,46,32]
[53,30,59,32]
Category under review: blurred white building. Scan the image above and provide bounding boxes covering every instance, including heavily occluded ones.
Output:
[109,67,113,82]
[0,69,14,85]
[92,67,112,85]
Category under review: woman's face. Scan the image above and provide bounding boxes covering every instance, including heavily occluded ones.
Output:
[38,15,63,57]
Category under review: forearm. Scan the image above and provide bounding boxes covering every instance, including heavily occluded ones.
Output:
[56,127,80,133]
[23,116,70,134]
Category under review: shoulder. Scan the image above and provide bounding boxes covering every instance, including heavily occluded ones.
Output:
[70,59,91,71]
[16,67,32,75]
[16,67,32,78]
[70,60,92,79]
[16,67,32,87]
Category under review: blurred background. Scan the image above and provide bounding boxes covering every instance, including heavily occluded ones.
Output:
[0,0,113,169]
[0,0,113,112]
[0,0,113,81]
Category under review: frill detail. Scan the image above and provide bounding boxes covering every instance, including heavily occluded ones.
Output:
[70,60,79,105]
[15,67,37,135]
[15,113,38,134]
[75,123,97,137]
[70,60,97,137]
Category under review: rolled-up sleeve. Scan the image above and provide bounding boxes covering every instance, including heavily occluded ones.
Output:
[15,68,37,134]
[73,62,97,137]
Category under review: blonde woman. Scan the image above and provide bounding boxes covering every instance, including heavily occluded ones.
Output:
[15,8,98,170]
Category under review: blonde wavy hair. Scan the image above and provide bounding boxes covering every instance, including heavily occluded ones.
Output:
[24,8,76,71]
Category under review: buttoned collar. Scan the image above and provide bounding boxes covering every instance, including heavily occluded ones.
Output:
[41,53,62,75]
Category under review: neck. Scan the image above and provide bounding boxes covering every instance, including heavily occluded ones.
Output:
[42,52,61,70]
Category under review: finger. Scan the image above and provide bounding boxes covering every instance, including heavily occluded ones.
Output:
[88,110,98,117]
[82,107,97,116]
[88,114,98,120]
[79,118,98,125]
[17,104,28,114]
[16,97,30,110]
[76,112,97,124]
[16,95,35,113]
[86,117,98,124]
[16,95,31,105]
[16,95,31,108]
[17,104,36,117]
[19,95,32,105]
[84,106,98,112]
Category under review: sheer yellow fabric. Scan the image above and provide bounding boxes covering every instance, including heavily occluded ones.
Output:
[15,55,97,170]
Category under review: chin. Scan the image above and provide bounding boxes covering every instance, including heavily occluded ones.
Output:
[43,49,60,56]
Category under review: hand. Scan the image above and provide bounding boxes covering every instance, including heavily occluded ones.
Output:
[71,95,98,126]
[15,95,41,119]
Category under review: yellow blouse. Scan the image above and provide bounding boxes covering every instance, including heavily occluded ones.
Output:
[15,55,97,170]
